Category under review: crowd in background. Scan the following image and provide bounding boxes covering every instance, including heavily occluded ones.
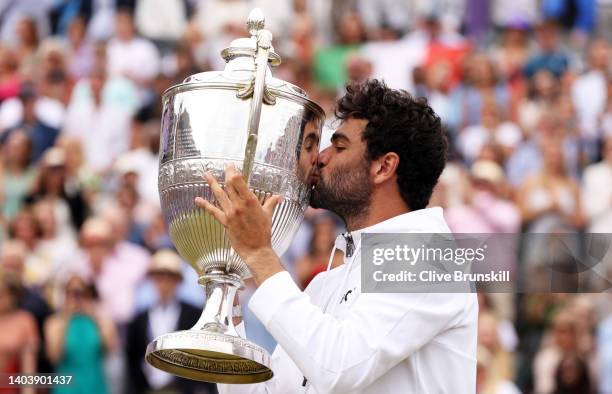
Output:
[0,0,612,393]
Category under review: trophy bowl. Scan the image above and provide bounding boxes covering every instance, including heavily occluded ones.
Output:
[145,9,325,384]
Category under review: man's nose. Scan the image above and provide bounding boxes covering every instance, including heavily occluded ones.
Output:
[317,146,331,168]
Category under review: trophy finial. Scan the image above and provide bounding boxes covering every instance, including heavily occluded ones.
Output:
[247,8,265,37]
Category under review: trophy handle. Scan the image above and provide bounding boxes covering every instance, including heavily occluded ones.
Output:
[243,8,274,183]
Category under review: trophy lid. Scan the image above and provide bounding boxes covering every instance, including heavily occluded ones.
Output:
[165,8,317,110]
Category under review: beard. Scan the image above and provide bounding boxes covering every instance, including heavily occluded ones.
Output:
[310,160,373,224]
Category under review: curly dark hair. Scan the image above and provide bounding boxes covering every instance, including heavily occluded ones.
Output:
[335,79,447,210]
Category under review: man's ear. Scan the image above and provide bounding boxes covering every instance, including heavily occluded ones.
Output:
[371,152,399,185]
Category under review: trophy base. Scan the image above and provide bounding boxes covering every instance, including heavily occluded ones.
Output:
[146,329,273,384]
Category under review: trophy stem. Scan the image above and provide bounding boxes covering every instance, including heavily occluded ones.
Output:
[194,270,242,337]
[145,268,273,383]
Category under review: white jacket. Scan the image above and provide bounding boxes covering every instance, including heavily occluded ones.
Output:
[219,207,478,394]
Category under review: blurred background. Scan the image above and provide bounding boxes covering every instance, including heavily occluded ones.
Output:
[0,0,611,393]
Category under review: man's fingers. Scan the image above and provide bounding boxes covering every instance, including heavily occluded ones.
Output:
[225,163,252,199]
[195,197,228,226]
[203,172,231,210]
[263,195,283,218]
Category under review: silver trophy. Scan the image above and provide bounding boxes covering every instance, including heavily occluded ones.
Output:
[145,9,324,384]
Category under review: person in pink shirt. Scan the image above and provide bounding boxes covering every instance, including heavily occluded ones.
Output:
[444,160,521,233]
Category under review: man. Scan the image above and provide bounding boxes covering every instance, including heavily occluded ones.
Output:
[75,217,149,325]
[126,249,214,394]
[197,80,478,393]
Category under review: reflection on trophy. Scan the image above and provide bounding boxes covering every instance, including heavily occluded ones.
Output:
[145,8,324,384]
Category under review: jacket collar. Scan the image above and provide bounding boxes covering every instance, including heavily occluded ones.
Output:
[333,207,449,256]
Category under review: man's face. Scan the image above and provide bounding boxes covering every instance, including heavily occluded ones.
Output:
[296,120,321,185]
[310,118,373,221]
[152,272,181,302]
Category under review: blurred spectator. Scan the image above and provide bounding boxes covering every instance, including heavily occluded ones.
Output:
[507,111,581,187]
[491,0,539,29]
[553,353,592,394]
[478,311,517,382]
[477,345,521,394]
[142,210,174,253]
[533,309,587,394]
[54,135,100,201]
[313,11,365,90]
[415,61,453,123]
[31,199,79,284]
[27,147,89,235]
[456,99,522,163]
[0,1,53,44]
[193,0,250,42]
[63,65,134,173]
[0,82,64,162]
[14,16,41,78]
[0,273,39,383]
[517,70,558,136]
[75,215,149,325]
[106,8,160,87]
[516,136,584,231]
[49,0,94,37]
[66,15,95,81]
[449,54,510,132]
[0,130,37,220]
[345,54,373,86]
[0,240,53,373]
[445,160,520,233]
[356,0,411,40]
[86,0,116,41]
[294,213,336,288]
[491,24,529,100]
[45,273,118,394]
[7,209,49,288]
[126,249,212,394]
[571,39,609,159]
[582,133,612,232]
[524,21,570,79]
[541,0,597,39]
[421,13,471,92]
[35,39,71,105]
[597,309,612,394]
[0,45,22,102]
[597,0,612,40]
[134,0,188,50]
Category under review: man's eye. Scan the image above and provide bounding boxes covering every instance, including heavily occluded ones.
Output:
[334,146,346,151]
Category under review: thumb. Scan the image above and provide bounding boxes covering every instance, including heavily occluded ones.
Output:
[263,195,283,218]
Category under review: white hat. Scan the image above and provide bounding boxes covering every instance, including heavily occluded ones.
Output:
[470,160,505,185]
[149,249,183,278]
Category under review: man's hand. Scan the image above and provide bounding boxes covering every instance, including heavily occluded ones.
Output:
[195,164,285,286]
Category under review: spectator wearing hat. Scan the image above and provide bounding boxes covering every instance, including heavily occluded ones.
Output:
[125,249,212,394]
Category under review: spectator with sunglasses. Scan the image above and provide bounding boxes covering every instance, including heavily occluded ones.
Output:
[44,273,117,394]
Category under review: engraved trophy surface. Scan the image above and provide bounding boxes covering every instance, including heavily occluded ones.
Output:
[145,8,324,384]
